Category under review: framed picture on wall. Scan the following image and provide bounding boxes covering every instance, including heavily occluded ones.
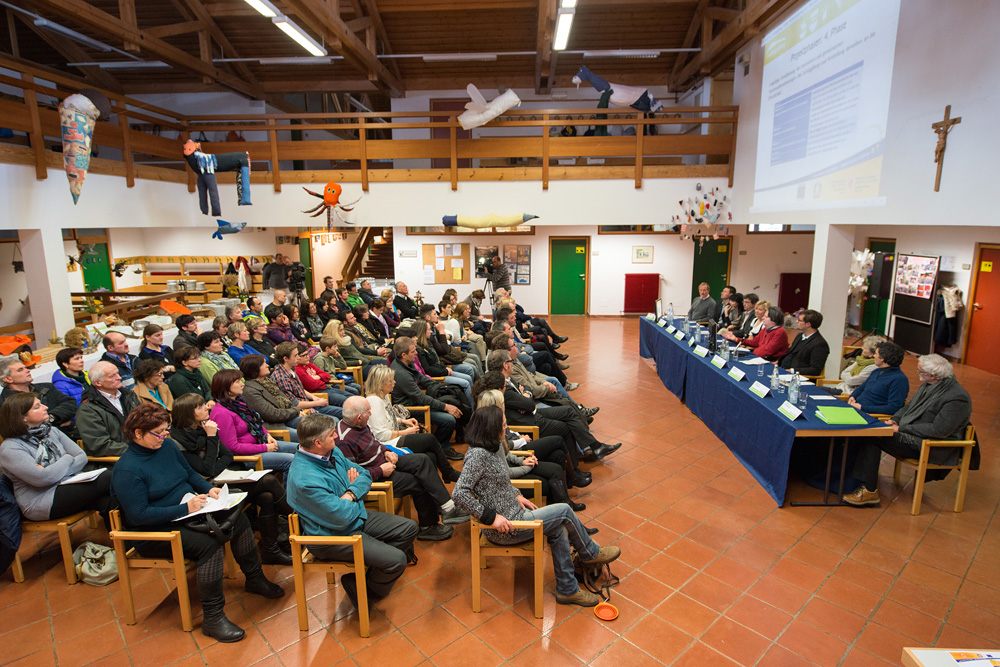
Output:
[632,245,654,263]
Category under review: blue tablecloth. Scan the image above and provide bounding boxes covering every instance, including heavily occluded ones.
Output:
[640,317,886,505]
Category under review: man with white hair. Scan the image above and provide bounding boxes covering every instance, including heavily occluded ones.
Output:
[335,396,467,542]
[76,360,141,458]
[0,357,78,438]
[844,354,972,507]
[393,282,419,320]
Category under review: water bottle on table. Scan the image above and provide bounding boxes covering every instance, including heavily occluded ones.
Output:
[788,369,800,405]
[770,364,781,393]
[667,302,674,321]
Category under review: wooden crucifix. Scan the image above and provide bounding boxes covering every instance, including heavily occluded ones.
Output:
[931,105,961,191]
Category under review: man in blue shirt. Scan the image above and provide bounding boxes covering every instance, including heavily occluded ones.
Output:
[847,341,909,415]
[286,414,418,612]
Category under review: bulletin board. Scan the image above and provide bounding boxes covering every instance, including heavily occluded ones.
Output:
[421,243,470,285]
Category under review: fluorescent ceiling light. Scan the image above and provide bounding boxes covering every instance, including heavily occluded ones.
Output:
[98,60,169,69]
[553,11,574,51]
[257,56,333,65]
[33,18,113,53]
[422,53,498,62]
[583,49,660,59]
[272,16,327,57]
[243,0,279,18]
[560,0,577,7]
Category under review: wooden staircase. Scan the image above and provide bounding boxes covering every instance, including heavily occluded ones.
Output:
[362,228,395,279]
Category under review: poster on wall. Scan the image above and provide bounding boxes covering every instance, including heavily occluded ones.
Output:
[507,244,531,285]
[894,254,939,299]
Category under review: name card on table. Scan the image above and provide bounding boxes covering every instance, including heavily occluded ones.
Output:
[674,331,685,340]
[644,314,655,320]
[749,381,771,398]
[728,367,746,381]
[777,401,803,421]
[694,345,709,357]
[659,320,669,328]
[711,355,727,369]
[688,337,697,347]
[667,325,677,333]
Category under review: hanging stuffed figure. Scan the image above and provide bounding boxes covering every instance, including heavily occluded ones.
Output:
[182,140,252,216]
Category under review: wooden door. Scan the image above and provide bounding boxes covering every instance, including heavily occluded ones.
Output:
[963,245,1000,375]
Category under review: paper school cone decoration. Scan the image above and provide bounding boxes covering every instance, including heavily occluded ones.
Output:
[59,94,101,204]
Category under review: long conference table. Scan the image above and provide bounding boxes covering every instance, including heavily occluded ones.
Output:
[639,317,891,505]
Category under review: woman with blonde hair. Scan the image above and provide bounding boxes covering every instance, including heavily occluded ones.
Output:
[722,299,771,343]
[474,388,585,513]
[364,363,463,480]
[449,302,488,361]
[322,318,387,379]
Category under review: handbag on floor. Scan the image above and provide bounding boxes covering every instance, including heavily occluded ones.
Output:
[72,542,118,586]
[571,548,620,601]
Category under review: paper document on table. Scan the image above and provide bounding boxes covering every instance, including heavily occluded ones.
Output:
[173,484,247,521]
[59,469,104,485]
[779,374,814,384]
[510,437,528,450]
[742,357,771,365]
[811,393,839,401]
[213,469,273,484]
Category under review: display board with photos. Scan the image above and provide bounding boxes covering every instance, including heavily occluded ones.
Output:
[505,244,532,285]
[895,254,940,299]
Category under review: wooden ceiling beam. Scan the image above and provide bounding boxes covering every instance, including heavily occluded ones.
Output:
[14,7,122,92]
[375,0,696,10]
[346,16,372,32]
[261,78,379,93]
[359,0,403,82]
[29,0,263,98]
[671,0,797,89]
[145,21,203,38]
[669,0,710,85]
[534,0,557,94]
[169,0,264,96]
[282,0,403,96]
[703,6,740,22]
[117,0,139,53]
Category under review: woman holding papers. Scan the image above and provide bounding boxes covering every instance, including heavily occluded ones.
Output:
[0,392,116,527]
[171,393,293,565]
[111,403,284,644]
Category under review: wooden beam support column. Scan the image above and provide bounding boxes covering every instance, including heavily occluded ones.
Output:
[635,112,643,189]
[449,123,458,191]
[198,31,213,85]
[358,122,369,192]
[22,73,47,180]
[728,107,738,187]
[268,118,281,192]
[541,113,549,190]
[118,109,135,187]
[118,0,140,53]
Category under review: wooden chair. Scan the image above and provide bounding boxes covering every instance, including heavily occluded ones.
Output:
[287,487,390,636]
[471,517,544,618]
[893,425,976,516]
[110,508,193,631]
[344,365,363,385]
[14,509,99,585]
[271,429,291,442]
[405,405,432,431]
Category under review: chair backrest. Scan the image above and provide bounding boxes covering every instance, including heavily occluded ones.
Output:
[964,424,976,441]
[110,508,123,532]
[288,513,301,537]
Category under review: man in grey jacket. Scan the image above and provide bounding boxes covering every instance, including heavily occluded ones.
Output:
[844,354,972,507]
[76,361,141,458]
[687,282,716,322]
[389,337,465,458]
[0,358,79,440]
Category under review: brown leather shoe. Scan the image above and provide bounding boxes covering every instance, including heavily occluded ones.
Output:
[554,588,601,607]
[842,485,880,507]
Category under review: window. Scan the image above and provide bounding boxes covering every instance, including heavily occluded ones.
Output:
[747,224,815,233]
[598,225,680,234]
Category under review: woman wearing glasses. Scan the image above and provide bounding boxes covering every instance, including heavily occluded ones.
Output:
[111,403,284,643]
[133,359,175,411]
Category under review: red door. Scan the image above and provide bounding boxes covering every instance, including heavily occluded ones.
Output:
[964,246,1000,375]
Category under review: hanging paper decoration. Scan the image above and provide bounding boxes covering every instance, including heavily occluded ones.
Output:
[457,84,522,131]
[673,183,734,243]
[442,213,538,229]
[302,181,362,230]
[58,94,101,204]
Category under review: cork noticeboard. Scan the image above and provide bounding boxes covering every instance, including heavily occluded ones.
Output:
[421,243,470,285]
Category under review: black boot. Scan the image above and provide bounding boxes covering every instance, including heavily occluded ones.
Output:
[571,469,592,488]
[234,541,285,599]
[259,511,293,566]
[550,480,586,512]
[198,577,245,642]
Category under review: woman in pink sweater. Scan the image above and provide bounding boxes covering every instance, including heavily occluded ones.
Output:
[208,369,296,472]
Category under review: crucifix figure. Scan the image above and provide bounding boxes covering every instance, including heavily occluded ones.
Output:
[931,105,961,191]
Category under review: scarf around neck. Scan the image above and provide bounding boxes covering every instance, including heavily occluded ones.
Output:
[219,396,267,443]
[255,378,294,409]
[850,356,877,376]
[202,350,237,370]
[25,423,62,468]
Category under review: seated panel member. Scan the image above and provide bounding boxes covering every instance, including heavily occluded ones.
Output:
[687,282,716,322]
[778,309,830,376]
[844,354,971,507]
[846,341,909,416]
[746,306,789,361]
[286,413,419,611]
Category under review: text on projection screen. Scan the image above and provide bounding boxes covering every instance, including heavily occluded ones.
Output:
[752,0,901,213]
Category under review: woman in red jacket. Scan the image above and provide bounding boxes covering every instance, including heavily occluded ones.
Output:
[746,306,789,361]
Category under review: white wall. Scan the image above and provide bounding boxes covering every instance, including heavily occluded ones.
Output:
[730,0,1000,228]
[0,239,83,328]
[730,232,814,302]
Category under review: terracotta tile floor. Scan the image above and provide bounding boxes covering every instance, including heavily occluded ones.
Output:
[3,316,998,666]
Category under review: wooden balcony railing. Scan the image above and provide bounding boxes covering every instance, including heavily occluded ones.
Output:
[0,56,737,194]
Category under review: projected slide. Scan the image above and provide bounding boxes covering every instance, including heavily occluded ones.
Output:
[752,0,901,212]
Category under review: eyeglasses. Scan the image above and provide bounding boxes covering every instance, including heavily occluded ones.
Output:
[147,429,170,439]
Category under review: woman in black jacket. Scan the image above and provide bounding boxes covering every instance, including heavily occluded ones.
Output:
[170,393,292,565]
[412,320,473,405]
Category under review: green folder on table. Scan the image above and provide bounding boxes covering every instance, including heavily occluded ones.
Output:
[814,405,869,425]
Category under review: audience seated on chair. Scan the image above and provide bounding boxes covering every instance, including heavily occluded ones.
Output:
[845,341,909,416]
[238,354,303,440]
[77,361,141,458]
[225,321,263,366]
[51,347,90,407]
[174,314,203,350]
[0,357,79,440]
[0,392,115,528]
[335,396,468,542]
[390,337,470,449]
[828,336,885,394]
[100,332,139,390]
[844,354,972,507]
[778,309,830,376]
[138,324,176,381]
[286,413,419,613]
[452,405,619,608]
[112,403,284,643]
[167,346,214,405]
[271,342,344,419]
[133,359,174,411]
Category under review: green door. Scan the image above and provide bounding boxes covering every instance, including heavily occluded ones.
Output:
[80,242,114,291]
[862,239,895,334]
[691,237,731,300]
[298,237,313,299]
[550,238,588,314]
